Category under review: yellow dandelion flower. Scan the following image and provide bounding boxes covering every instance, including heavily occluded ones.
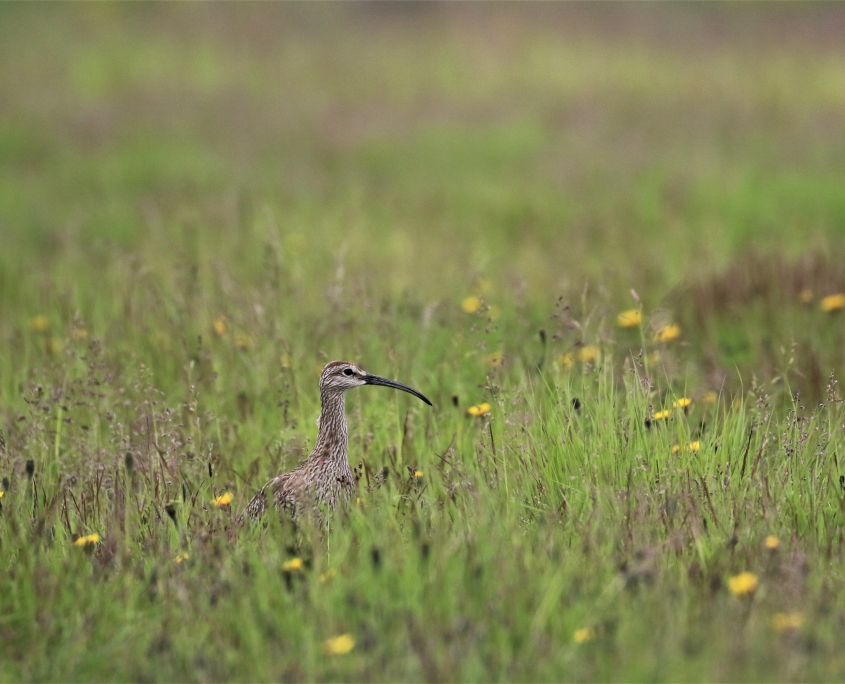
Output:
[70,328,88,341]
[461,296,482,314]
[319,569,336,584]
[688,441,701,453]
[213,492,232,507]
[653,410,671,421]
[772,612,803,632]
[31,315,50,333]
[765,535,780,550]
[175,553,190,564]
[703,391,718,404]
[654,324,681,343]
[798,288,813,304]
[558,352,575,369]
[467,403,491,417]
[728,571,759,597]
[0,491,4,499]
[235,333,253,349]
[414,470,423,478]
[821,293,845,312]
[573,627,596,644]
[617,309,642,328]
[73,533,101,547]
[212,316,227,336]
[579,346,600,363]
[486,351,505,369]
[283,558,303,571]
[324,633,355,655]
[673,397,692,409]
[671,444,680,454]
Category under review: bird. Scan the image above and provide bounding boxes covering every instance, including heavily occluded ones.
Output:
[242,360,432,522]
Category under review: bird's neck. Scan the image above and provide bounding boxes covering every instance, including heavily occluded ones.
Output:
[314,389,349,462]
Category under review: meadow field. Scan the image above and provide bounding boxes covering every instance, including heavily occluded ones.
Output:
[3,4,845,681]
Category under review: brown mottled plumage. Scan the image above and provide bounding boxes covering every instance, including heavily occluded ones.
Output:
[242,361,431,521]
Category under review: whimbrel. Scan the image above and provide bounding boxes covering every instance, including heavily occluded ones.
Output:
[242,361,432,521]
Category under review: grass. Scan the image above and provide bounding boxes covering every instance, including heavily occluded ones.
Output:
[2,4,845,681]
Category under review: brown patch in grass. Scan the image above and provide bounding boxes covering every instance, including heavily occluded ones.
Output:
[673,251,845,326]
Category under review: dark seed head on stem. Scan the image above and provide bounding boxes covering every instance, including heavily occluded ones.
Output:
[165,503,178,527]
[25,460,35,479]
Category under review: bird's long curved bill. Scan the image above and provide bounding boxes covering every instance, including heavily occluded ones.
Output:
[364,374,432,406]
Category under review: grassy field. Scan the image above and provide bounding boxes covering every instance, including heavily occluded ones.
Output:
[3,4,845,681]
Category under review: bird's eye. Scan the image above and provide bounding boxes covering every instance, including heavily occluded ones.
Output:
[343,368,354,376]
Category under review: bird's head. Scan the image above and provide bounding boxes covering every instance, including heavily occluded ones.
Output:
[319,361,432,406]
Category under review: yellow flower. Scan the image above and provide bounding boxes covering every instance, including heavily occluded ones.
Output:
[0,491,4,499]
[653,410,671,421]
[73,533,101,547]
[688,441,700,453]
[31,315,50,333]
[279,353,292,369]
[213,492,232,507]
[467,402,491,417]
[703,390,718,404]
[672,397,692,409]
[70,328,88,341]
[414,470,423,478]
[765,535,780,550]
[235,333,253,349]
[324,634,355,655]
[319,569,337,584]
[579,346,600,363]
[728,571,759,597]
[486,351,505,369]
[772,612,803,632]
[558,352,575,369]
[175,553,190,564]
[212,316,227,336]
[461,296,482,314]
[654,324,680,343]
[617,309,642,328]
[798,288,813,304]
[573,627,596,644]
[283,558,303,571]
[820,293,845,312]
[671,444,680,454]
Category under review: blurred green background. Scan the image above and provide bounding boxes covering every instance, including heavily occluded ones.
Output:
[3,4,845,402]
